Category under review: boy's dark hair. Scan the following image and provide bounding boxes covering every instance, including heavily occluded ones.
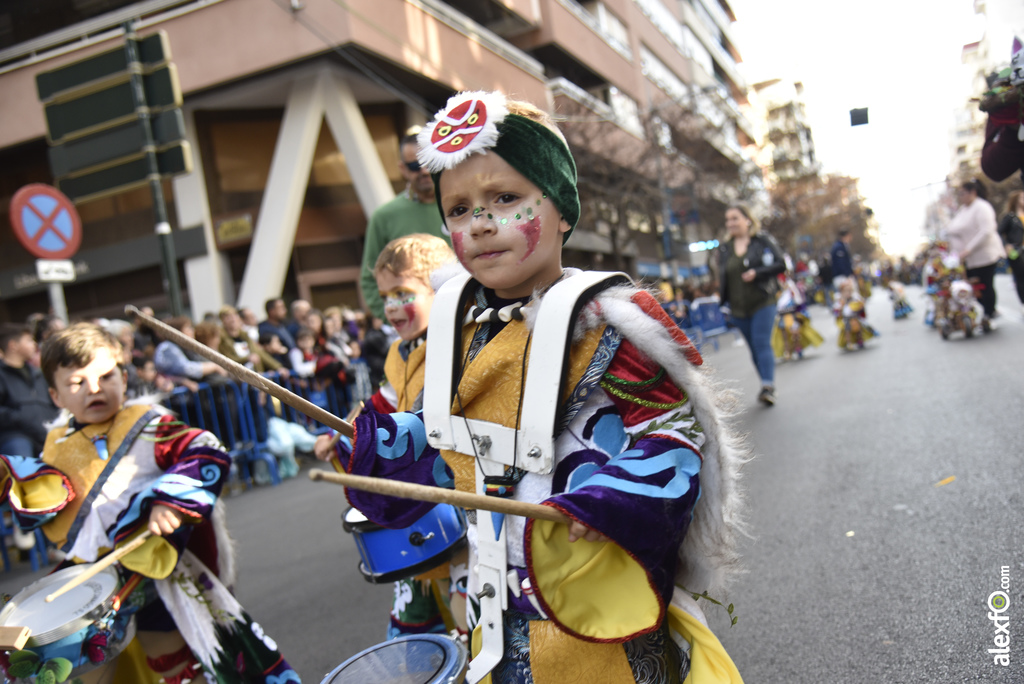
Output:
[258,332,279,347]
[0,323,32,351]
[294,326,315,342]
[838,228,850,238]
[40,322,122,388]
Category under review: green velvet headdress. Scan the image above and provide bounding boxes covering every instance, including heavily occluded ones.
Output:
[417,91,579,242]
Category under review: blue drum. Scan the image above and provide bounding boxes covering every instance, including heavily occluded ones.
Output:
[342,504,467,584]
[321,634,467,684]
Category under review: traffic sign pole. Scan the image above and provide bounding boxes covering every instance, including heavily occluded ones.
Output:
[48,283,69,323]
[124,20,182,316]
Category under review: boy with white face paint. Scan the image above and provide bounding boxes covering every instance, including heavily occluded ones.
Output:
[327,92,746,683]
[316,233,460,639]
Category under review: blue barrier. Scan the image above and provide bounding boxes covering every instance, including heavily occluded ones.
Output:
[688,297,733,351]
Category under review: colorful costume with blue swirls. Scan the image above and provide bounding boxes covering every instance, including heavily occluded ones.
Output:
[332,273,746,683]
[0,403,300,684]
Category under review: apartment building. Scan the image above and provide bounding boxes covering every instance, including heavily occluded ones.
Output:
[0,0,758,321]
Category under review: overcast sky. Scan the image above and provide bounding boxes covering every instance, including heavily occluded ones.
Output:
[729,0,990,257]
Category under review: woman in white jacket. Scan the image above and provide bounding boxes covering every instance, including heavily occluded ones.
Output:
[943,179,1003,324]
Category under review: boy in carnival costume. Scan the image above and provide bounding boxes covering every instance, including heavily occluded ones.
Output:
[326,92,746,683]
[315,233,463,639]
[0,323,298,684]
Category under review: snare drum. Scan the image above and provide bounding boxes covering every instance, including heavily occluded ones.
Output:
[321,634,467,684]
[342,504,467,584]
[0,565,136,682]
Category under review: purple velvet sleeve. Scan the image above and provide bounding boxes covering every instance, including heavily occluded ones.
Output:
[544,435,701,600]
[345,411,453,529]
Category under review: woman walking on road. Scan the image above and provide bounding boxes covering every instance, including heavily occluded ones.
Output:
[943,179,1003,326]
[718,204,786,405]
[997,189,1024,314]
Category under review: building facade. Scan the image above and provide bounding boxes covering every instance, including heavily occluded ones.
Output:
[0,0,759,321]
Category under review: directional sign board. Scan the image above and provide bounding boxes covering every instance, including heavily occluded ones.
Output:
[43,64,182,144]
[36,32,170,102]
[57,141,192,204]
[10,184,83,259]
[47,108,185,178]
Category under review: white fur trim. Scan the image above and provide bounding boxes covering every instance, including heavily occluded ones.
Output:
[211,498,237,589]
[593,285,750,599]
[518,273,749,600]
[418,91,508,172]
[430,260,470,293]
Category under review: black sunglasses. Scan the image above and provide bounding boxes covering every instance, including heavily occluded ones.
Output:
[404,160,422,172]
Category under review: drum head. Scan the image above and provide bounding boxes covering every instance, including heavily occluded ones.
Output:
[0,565,120,645]
[322,634,466,684]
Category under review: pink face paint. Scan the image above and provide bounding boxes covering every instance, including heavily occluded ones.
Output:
[402,303,417,326]
[516,216,542,263]
[451,232,466,263]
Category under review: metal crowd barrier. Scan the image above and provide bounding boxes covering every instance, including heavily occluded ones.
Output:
[162,373,350,489]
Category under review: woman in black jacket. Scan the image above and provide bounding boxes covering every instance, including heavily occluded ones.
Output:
[997,190,1024,312]
[718,205,786,405]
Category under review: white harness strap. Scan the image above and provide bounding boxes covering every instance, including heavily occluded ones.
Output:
[422,270,630,682]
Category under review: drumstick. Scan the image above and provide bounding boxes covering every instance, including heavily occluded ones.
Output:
[126,306,353,439]
[44,531,152,604]
[309,469,572,525]
[326,402,365,450]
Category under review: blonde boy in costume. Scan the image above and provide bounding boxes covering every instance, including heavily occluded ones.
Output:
[0,323,298,684]
[315,233,461,639]
[326,92,746,684]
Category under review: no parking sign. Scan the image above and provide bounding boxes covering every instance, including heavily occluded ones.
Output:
[10,184,82,259]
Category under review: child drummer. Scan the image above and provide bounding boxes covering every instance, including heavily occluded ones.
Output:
[324,91,746,683]
[315,233,461,639]
[0,323,299,684]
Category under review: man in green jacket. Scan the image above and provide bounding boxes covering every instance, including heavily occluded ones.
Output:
[359,131,450,319]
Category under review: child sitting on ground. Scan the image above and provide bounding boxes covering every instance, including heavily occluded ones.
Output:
[315,233,460,639]
[0,323,298,684]
[322,91,745,683]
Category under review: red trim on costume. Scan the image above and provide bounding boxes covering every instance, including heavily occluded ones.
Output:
[0,455,75,515]
[262,655,286,675]
[602,339,691,427]
[146,643,198,678]
[630,291,703,366]
[522,503,666,644]
[153,417,206,470]
[369,392,395,414]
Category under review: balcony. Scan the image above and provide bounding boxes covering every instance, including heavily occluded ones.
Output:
[441,0,540,38]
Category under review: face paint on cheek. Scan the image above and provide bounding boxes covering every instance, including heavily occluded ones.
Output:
[451,232,468,266]
[516,216,543,263]
[402,303,417,325]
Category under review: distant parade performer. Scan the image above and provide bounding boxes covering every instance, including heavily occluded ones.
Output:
[771,276,823,360]
[888,281,914,320]
[834,277,877,350]
[978,37,1024,185]
[0,323,299,684]
[325,91,746,683]
[316,233,462,640]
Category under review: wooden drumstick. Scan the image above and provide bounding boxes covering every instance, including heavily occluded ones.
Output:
[325,402,365,450]
[309,469,572,525]
[125,305,354,439]
[45,531,152,604]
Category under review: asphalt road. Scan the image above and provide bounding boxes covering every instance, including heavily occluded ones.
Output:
[2,275,1022,683]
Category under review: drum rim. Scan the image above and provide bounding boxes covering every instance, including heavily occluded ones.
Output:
[0,565,122,646]
[357,536,468,584]
[321,634,467,684]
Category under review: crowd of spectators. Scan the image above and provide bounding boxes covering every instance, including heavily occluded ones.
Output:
[1,300,397,471]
